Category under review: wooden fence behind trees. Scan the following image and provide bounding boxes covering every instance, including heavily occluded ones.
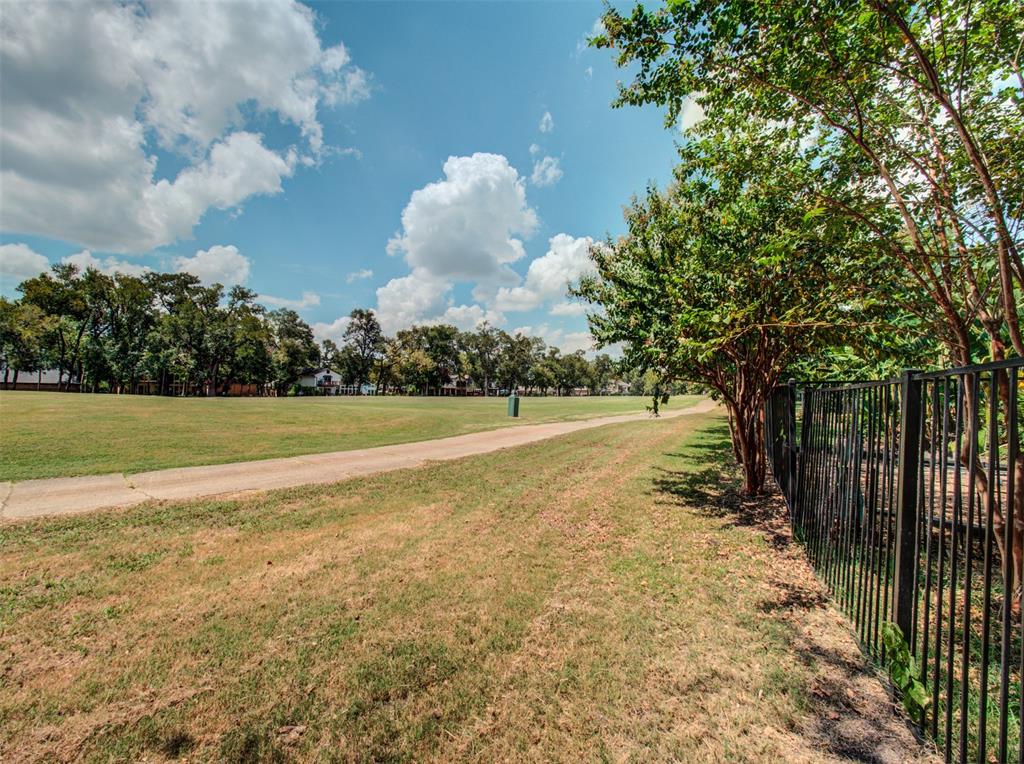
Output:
[766,358,1024,763]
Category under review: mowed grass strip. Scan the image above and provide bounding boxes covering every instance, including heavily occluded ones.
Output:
[0,412,933,763]
[0,393,698,481]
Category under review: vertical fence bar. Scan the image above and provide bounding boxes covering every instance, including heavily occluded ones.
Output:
[978,370,998,762]
[893,370,923,641]
[998,367,1018,762]
[762,361,1024,764]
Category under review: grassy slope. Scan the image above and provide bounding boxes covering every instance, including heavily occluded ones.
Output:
[0,412,933,763]
[0,393,698,481]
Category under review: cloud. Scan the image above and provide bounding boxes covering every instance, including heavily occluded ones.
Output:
[258,291,321,310]
[374,269,452,333]
[0,0,369,252]
[513,323,595,354]
[576,18,606,55]
[0,243,50,291]
[549,301,586,316]
[539,111,554,133]
[494,234,596,312]
[311,315,351,344]
[173,244,251,286]
[529,143,541,156]
[530,156,563,187]
[346,268,374,283]
[62,250,151,277]
[434,304,505,331]
[678,97,707,134]
[585,66,593,79]
[386,153,537,284]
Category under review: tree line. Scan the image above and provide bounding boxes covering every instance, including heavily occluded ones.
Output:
[580,0,1021,495]
[0,265,624,396]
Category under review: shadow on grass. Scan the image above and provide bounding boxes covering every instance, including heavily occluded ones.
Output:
[652,418,934,764]
[652,420,790,550]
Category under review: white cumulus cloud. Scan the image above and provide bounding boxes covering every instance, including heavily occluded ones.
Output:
[259,291,321,310]
[678,97,707,134]
[539,111,554,133]
[494,234,595,312]
[346,268,374,283]
[173,244,251,287]
[0,243,50,292]
[386,153,537,284]
[0,0,369,253]
[374,269,452,334]
[62,251,151,277]
[311,315,351,344]
[549,301,586,317]
[530,156,563,187]
[513,323,595,355]
[433,304,505,331]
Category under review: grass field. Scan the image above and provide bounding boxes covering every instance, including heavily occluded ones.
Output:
[0,411,934,763]
[0,392,698,482]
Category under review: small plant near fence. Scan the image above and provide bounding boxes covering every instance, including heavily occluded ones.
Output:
[765,358,1023,764]
[882,622,931,717]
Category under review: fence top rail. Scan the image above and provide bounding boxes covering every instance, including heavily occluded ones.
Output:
[910,355,1024,380]
[789,356,1024,392]
[805,377,901,393]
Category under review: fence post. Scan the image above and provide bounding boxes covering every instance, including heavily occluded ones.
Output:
[794,386,811,527]
[786,379,798,510]
[892,369,922,639]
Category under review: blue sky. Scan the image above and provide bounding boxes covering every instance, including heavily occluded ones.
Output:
[0,1,681,352]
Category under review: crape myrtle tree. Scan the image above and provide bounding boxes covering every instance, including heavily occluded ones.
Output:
[594,0,1022,365]
[594,0,1024,587]
[576,125,882,494]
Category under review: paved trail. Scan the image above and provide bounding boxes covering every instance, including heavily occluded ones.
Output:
[0,400,718,520]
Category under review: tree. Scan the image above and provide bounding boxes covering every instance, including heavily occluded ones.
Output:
[19,263,91,391]
[101,273,155,393]
[531,347,563,396]
[589,354,615,395]
[594,0,1023,367]
[319,339,341,370]
[342,309,384,393]
[495,331,537,393]
[268,308,319,395]
[577,125,880,494]
[554,351,591,397]
[0,298,54,388]
[594,0,1024,582]
[461,323,501,395]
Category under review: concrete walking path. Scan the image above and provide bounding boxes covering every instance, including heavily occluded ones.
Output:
[0,400,717,521]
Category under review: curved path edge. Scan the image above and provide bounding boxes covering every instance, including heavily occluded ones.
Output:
[1,399,718,521]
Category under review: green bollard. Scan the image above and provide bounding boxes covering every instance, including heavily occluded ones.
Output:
[507,392,520,417]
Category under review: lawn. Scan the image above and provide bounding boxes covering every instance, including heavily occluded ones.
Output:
[0,411,935,763]
[0,392,699,482]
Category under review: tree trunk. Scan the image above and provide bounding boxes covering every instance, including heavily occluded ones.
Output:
[724,396,767,496]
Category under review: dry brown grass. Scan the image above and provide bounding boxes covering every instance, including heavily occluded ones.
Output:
[0,412,938,762]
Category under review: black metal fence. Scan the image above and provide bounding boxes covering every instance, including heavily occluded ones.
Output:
[766,359,1024,763]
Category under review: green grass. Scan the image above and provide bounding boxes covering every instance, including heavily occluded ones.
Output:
[0,412,933,762]
[0,392,698,481]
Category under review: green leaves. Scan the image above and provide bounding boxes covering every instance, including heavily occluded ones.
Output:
[881,622,931,717]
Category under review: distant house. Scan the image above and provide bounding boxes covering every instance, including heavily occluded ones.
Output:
[606,379,631,395]
[1,366,80,391]
[297,368,342,392]
[439,376,471,396]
